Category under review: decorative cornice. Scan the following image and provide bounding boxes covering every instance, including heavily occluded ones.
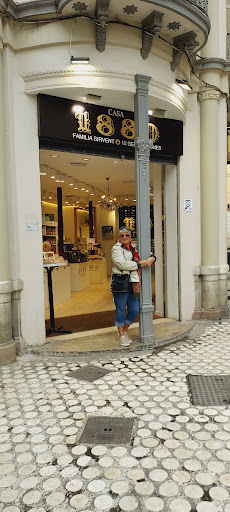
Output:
[22,68,187,114]
[141,10,164,60]
[198,89,221,102]
[195,58,227,72]
[94,0,110,53]
[170,31,199,72]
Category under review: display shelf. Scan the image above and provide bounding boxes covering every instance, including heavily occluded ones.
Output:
[42,221,58,253]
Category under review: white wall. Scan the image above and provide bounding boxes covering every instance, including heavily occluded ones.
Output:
[177,93,201,321]
[3,46,46,345]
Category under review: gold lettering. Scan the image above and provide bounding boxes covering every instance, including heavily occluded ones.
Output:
[123,217,135,230]
[148,123,160,143]
[75,111,91,134]
[121,119,135,140]
[96,114,115,136]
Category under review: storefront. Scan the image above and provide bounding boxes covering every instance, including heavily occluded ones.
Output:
[38,94,183,336]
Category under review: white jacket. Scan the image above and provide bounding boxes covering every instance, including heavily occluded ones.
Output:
[111,242,139,283]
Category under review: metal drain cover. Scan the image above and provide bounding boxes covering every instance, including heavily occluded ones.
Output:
[66,365,112,382]
[79,416,134,445]
[188,375,230,406]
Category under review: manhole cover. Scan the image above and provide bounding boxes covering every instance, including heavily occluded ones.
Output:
[79,416,134,445]
[188,375,230,406]
[66,365,112,382]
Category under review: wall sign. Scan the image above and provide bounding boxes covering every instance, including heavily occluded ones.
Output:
[119,206,154,239]
[38,95,183,161]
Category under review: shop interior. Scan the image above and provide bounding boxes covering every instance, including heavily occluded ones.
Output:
[40,149,162,335]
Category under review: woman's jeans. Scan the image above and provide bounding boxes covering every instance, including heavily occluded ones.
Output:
[113,283,139,327]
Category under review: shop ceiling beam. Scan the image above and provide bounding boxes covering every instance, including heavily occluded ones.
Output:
[170,31,199,71]
[134,74,155,346]
[141,10,164,60]
[94,0,110,53]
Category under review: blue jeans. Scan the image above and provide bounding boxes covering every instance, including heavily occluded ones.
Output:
[113,283,139,327]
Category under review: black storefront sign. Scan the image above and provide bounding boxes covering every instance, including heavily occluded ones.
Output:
[119,205,154,239]
[38,94,183,162]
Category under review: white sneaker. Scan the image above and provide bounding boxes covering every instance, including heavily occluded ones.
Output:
[124,332,133,344]
[118,335,131,347]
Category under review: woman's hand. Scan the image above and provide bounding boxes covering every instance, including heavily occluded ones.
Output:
[146,256,156,267]
[139,260,148,267]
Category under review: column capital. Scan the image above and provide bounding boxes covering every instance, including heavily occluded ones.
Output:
[198,89,221,102]
[135,137,153,156]
[135,74,151,92]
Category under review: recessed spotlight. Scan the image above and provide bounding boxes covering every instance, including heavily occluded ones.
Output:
[81,188,85,191]
[40,172,46,175]
[112,161,119,164]
[74,187,78,190]
[133,199,136,202]
[85,189,89,192]
[72,104,84,114]
[65,201,69,204]
[125,198,128,201]
[50,176,55,179]
[90,193,94,196]
[49,196,52,199]
[50,155,58,158]
[69,183,73,186]
[82,157,90,161]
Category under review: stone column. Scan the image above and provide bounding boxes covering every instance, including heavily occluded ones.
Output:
[0,21,15,365]
[193,0,229,320]
[134,74,154,345]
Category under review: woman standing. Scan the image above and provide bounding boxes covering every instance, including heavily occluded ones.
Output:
[111,226,156,347]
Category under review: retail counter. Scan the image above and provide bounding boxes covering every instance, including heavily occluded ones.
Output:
[44,265,71,308]
[70,262,89,292]
[89,258,107,285]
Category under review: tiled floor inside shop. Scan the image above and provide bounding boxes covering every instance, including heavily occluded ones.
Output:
[1,322,230,510]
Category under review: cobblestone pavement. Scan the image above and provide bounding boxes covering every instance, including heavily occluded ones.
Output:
[1,323,230,511]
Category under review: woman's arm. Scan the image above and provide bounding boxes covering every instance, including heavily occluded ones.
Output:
[112,245,147,272]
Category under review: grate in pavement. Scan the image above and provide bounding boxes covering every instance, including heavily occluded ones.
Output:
[66,365,112,382]
[187,375,230,406]
[79,416,134,445]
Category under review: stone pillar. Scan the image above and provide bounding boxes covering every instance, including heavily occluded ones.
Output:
[0,21,15,365]
[134,74,154,345]
[193,0,229,320]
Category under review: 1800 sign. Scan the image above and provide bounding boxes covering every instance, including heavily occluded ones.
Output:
[38,95,183,159]
[73,108,161,149]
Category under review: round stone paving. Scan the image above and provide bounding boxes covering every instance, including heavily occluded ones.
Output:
[2,325,230,511]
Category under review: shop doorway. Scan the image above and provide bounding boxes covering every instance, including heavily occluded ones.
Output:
[40,150,163,335]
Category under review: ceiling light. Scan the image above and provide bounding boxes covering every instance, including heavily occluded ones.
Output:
[81,188,85,191]
[49,196,52,199]
[70,56,90,64]
[50,154,58,158]
[40,172,46,176]
[72,105,84,115]
[125,198,128,201]
[86,93,101,101]
[176,79,193,91]
[65,201,68,204]
[90,193,94,196]
[74,187,78,190]
[112,161,119,164]
[85,189,89,192]
[133,199,136,202]
[82,157,90,161]
[69,183,73,186]
[50,175,55,179]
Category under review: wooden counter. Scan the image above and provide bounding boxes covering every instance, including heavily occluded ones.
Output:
[70,262,89,292]
[89,258,107,285]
